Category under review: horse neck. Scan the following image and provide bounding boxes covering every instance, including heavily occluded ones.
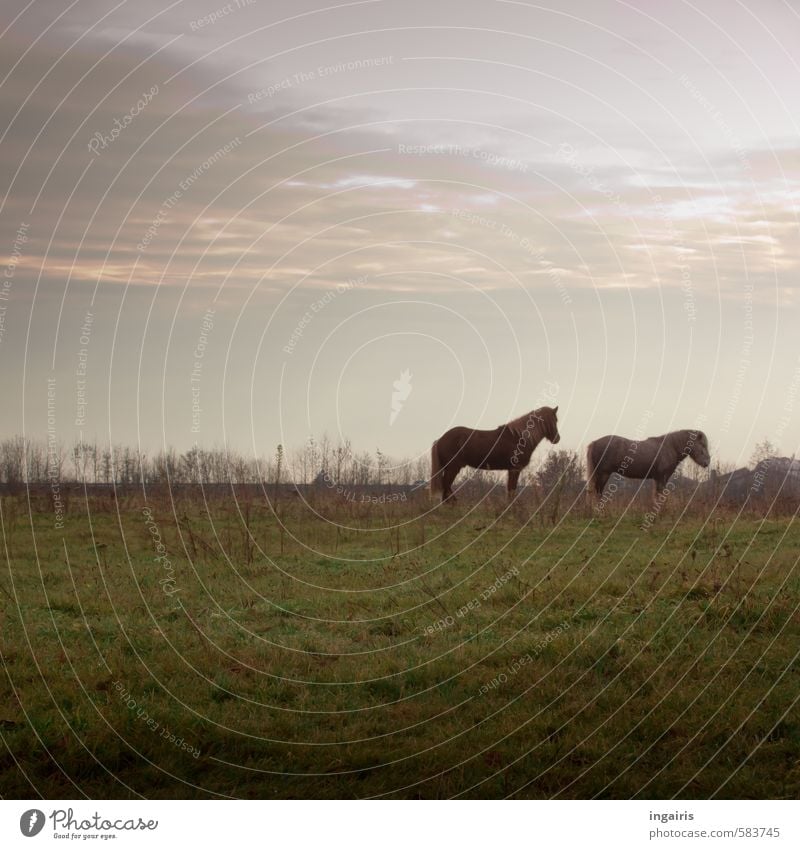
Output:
[532,409,553,445]
[669,430,692,460]
[529,423,547,447]
[508,409,548,445]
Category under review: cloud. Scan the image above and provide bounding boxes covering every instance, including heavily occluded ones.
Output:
[1,0,798,459]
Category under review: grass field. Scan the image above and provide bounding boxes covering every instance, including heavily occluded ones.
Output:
[1,489,799,799]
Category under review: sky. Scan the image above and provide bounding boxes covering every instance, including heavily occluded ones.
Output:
[1,0,799,474]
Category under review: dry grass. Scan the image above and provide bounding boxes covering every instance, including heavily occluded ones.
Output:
[0,488,798,798]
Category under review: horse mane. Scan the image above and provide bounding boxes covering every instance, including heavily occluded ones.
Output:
[666,428,704,457]
[505,407,553,438]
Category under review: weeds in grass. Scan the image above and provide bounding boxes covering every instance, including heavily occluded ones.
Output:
[0,490,797,798]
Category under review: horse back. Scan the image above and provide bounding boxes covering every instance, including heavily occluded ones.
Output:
[590,433,673,479]
[590,434,637,473]
[438,425,518,470]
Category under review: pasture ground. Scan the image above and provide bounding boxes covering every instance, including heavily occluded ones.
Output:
[1,489,798,798]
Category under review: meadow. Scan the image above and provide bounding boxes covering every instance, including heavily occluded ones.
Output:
[1,487,798,799]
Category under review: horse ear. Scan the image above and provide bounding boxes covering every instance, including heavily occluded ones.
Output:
[553,406,559,414]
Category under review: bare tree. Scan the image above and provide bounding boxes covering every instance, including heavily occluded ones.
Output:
[334,439,350,484]
[750,437,777,468]
[352,451,373,485]
[375,448,386,485]
[27,440,46,482]
[536,449,584,496]
[1,436,27,484]
[100,447,112,483]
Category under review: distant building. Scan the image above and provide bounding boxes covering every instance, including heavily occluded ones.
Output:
[706,467,752,503]
[750,457,800,499]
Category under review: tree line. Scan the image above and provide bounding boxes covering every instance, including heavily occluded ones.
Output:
[0,435,429,487]
[0,432,761,490]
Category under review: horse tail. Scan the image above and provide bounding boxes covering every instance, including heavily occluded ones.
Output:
[430,440,442,494]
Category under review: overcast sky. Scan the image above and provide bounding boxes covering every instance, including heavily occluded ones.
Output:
[1,0,798,472]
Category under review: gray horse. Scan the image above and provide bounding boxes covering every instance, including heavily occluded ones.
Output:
[586,429,710,508]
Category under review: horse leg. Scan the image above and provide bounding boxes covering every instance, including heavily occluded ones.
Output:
[648,475,672,517]
[441,465,459,504]
[507,469,521,501]
[591,472,610,511]
[595,472,610,496]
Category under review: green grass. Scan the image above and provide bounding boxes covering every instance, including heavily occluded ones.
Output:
[1,490,799,798]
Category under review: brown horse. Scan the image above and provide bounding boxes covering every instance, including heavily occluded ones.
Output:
[586,429,710,509]
[430,406,561,503]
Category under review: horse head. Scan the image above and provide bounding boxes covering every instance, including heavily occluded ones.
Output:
[529,405,561,444]
[687,430,710,467]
